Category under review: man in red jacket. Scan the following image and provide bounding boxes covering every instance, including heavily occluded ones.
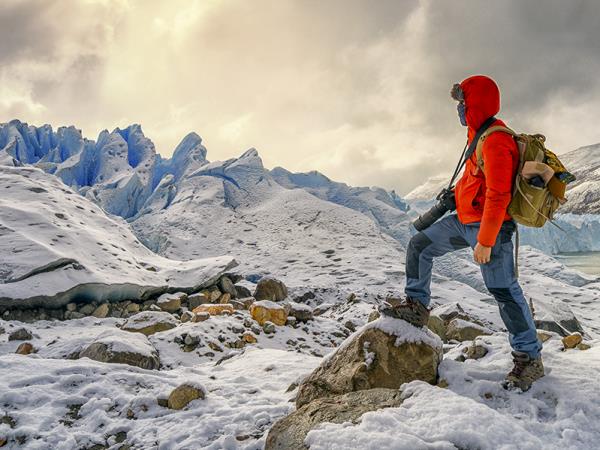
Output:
[381,75,543,391]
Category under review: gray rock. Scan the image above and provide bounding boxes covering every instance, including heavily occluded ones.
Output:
[219,276,237,298]
[265,388,403,450]
[286,302,314,322]
[8,328,33,341]
[79,304,96,315]
[187,293,210,310]
[254,278,288,301]
[121,311,179,336]
[263,321,276,334]
[234,284,252,298]
[79,331,160,370]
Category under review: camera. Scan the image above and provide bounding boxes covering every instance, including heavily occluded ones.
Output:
[412,188,456,231]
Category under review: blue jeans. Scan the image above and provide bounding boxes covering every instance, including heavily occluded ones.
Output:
[405,214,541,358]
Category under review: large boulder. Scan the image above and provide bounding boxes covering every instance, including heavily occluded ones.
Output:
[295,317,443,408]
[79,330,160,370]
[254,277,288,301]
[250,300,288,326]
[266,388,403,450]
[121,311,179,336]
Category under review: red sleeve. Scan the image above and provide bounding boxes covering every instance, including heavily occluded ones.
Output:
[477,133,514,247]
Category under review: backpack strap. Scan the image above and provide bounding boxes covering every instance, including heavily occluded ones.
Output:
[474,126,517,172]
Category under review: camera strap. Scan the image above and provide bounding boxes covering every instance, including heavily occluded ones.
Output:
[447,116,497,189]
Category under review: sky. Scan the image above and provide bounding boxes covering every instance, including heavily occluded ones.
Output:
[1,0,599,195]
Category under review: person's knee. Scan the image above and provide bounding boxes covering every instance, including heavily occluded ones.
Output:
[406,232,433,279]
[488,287,531,333]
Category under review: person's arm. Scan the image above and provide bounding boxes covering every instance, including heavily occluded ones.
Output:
[478,132,515,247]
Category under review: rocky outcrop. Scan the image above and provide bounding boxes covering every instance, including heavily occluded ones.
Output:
[446,318,492,342]
[295,317,443,408]
[265,388,403,450]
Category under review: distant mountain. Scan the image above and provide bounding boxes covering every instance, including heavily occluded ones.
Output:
[559,143,600,214]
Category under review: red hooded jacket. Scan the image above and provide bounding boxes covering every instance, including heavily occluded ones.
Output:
[454,75,519,247]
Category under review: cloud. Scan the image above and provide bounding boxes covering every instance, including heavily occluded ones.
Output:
[1,0,599,195]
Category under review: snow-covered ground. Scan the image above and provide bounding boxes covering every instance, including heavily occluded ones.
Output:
[1,121,600,449]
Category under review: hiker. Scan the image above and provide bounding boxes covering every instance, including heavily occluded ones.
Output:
[380,75,544,391]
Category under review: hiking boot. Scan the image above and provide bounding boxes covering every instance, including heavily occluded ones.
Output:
[378,297,430,327]
[502,351,545,392]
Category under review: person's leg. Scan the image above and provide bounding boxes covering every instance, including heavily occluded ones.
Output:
[465,223,541,358]
[405,214,469,307]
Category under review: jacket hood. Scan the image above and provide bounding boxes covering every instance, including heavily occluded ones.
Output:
[460,75,500,135]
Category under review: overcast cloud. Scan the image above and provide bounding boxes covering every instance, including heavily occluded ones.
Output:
[1,0,599,194]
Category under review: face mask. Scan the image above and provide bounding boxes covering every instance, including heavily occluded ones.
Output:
[457,102,467,127]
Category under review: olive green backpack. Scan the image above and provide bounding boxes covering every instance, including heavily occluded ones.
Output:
[474,127,574,228]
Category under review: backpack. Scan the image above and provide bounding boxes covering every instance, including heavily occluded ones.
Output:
[474,126,575,228]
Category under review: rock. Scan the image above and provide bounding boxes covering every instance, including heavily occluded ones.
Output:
[79,303,96,315]
[180,311,195,323]
[250,300,288,326]
[184,334,200,346]
[16,342,34,355]
[205,288,222,303]
[313,303,333,316]
[231,298,254,310]
[263,321,276,334]
[66,303,77,312]
[427,314,447,341]
[253,277,288,301]
[265,388,403,450]
[534,300,584,337]
[537,330,555,343]
[167,383,206,410]
[562,333,582,349]
[286,302,314,322]
[79,330,160,370]
[156,293,184,313]
[187,293,210,310]
[445,318,492,342]
[121,311,179,336]
[463,342,488,360]
[126,303,141,313]
[234,284,252,298]
[148,304,162,312]
[157,397,169,408]
[92,303,109,318]
[344,320,356,332]
[8,328,32,341]
[577,342,591,351]
[65,311,85,320]
[367,310,380,323]
[218,293,232,304]
[193,311,210,322]
[192,304,234,316]
[242,331,257,344]
[295,317,442,408]
[219,276,237,298]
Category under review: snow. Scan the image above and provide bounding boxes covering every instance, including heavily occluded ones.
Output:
[0,164,236,308]
[366,316,443,349]
[121,311,179,332]
[2,120,600,449]
[306,334,600,449]
[252,300,284,310]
